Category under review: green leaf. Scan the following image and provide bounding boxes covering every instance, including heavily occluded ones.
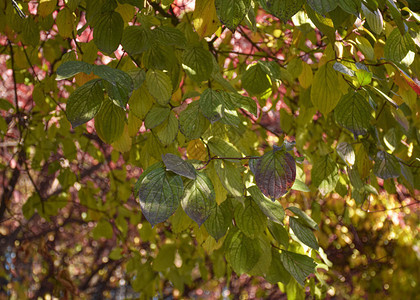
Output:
[138,166,184,227]
[291,179,310,192]
[248,185,285,223]
[266,0,304,22]
[229,93,258,117]
[92,219,114,239]
[144,105,171,129]
[234,197,267,238]
[289,217,319,250]
[56,61,93,80]
[162,153,197,180]
[214,0,251,31]
[266,249,291,284]
[182,47,214,83]
[224,228,261,274]
[66,79,104,127]
[253,148,296,199]
[121,26,151,55]
[311,63,342,115]
[94,65,133,107]
[361,3,383,35]
[199,88,225,123]
[311,155,339,196]
[241,62,272,96]
[181,172,216,226]
[129,84,155,120]
[355,36,374,61]
[179,101,210,140]
[384,28,416,66]
[93,11,124,54]
[334,91,373,136]
[94,99,125,143]
[248,236,272,276]
[154,112,179,146]
[22,17,40,47]
[337,0,361,16]
[305,4,336,42]
[267,219,289,248]
[286,206,319,230]
[307,0,337,15]
[146,70,173,106]
[204,200,233,241]
[152,26,186,48]
[214,160,244,197]
[207,137,242,160]
[355,69,372,86]
[0,98,14,111]
[373,151,400,179]
[152,243,176,272]
[280,250,317,286]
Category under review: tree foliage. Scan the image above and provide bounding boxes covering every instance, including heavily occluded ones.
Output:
[0,0,419,298]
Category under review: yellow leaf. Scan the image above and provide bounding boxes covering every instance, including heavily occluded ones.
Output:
[206,162,227,205]
[38,0,57,18]
[298,63,313,89]
[115,3,135,23]
[193,0,220,38]
[112,125,132,153]
[75,72,97,87]
[186,139,207,161]
[310,63,342,115]
[56,8,74,38]
[127,111,142,137]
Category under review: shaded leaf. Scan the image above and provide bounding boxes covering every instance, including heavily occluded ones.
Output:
[215,0,251,31]
[254,149,296,199]
[181,172,216,226]
[307,0,338,15]
[248,185,285,223]
[146,69,173,106]
[224,228,260,274]
[266,249,291,284]
[267,219,289,248]
[242,62,272,96]
[286,206,319,230]
[162,153,197,180]
[138,166,184,227]
[56,61,93,80]
[144,105,171,129]
[373,151,400,179]
[121,26,151,55]
[280,250,317,286]
[204,200,233,241]
[234,197,267,238]
[199,88,225,123]
[94,99,125,143]
[66,79,104,127]
[334,91,373,136]
[182,47,213,82]
[179,101,210,140]
[266,0,305,22]
[289,217,319,250]
[93,11,124,54]
[311,155,339,196]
